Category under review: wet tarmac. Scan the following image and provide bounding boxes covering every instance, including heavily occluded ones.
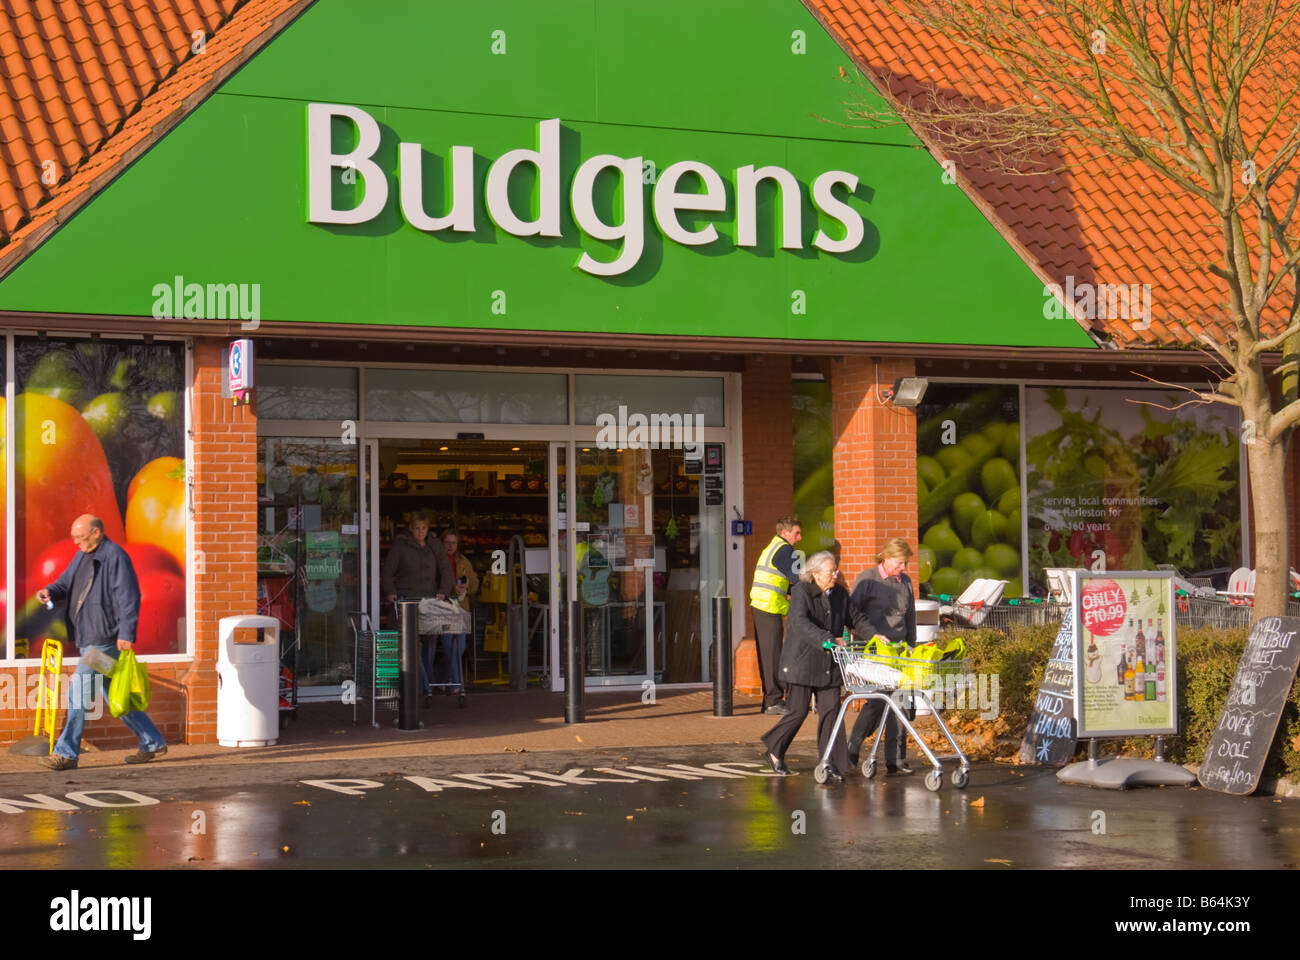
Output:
[2,744,1298,869]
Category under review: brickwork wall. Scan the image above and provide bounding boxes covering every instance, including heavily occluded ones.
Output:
[0,338,256,749]
[735,356,794,695]
[831,356,919,582]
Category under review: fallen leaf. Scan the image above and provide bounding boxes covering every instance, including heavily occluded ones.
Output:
[985,858,1013,866]
[292,800,311,806]
[970,796,985,808]
[575,735,583,743]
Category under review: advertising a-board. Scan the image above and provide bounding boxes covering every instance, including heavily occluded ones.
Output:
[1073,571,1177,738]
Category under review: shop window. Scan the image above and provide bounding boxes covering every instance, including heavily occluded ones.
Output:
[365,369,567,423]
[574,375,725,426]
[916,385,1023,598]
[793,380,834,554]
[13,338,188,658]
[1025,387,1241,591]
[258,437,360,688]
[257,365,358,420]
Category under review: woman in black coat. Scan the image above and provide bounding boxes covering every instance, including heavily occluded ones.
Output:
[761,550,874,782]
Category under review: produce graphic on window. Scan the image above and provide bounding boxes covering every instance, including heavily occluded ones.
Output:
[915,386,1023,598]
[1025,388,1240,590]
[792,381,834,554]
[11,340,186,657]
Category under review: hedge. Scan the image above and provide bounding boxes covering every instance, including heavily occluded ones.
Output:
[936,623,1300,781]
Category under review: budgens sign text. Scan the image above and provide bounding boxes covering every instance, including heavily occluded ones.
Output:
[307,103,867,278]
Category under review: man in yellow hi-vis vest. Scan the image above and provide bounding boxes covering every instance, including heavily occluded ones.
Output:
[749,515,802,715]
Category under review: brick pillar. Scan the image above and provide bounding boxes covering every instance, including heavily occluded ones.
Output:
[736,355,793,697]
[182,337,259,743]
[831,357,918,580]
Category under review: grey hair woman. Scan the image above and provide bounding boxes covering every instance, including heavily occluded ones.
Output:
[798,550,837,583]
[761,547,873,782]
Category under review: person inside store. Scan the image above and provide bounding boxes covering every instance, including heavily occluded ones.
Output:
[37,515,168,770]
[760,550,874,782]
[749,514,803,716]
[381,510,454,707]
[440,529,479,699]
[846,538,918,775]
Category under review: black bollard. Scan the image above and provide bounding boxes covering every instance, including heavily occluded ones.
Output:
[397,600,421,731]
[566,599,584,723]
[713,596,733,717]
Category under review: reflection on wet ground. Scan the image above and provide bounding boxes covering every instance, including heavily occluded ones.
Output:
[1,745,1297,869]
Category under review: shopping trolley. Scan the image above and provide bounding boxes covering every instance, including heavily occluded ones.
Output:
[350,612,400,729]
[815,641,971,791]
[395,597,473,708]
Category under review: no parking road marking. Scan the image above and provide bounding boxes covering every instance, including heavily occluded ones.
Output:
[302,761,784,795]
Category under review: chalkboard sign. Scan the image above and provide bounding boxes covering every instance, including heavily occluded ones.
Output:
[1199,616,1300,796]
[1019,606,1078,765]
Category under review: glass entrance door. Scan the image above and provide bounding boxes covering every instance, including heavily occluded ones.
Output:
[552,441,728,689]
[572,446,654,685]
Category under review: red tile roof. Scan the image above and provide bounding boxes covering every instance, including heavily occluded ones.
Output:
[0,0,310,276]
[0,0,1285,352]
[806,0,1298,349]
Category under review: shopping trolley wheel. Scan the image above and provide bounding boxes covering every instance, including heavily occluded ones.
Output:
[862,760,877,779]
[458,693,466,709]
[924,769,943,792]
[814,764,829,784]
[951,768,969,789]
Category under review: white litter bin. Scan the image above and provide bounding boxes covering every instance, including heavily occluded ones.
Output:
[217,615,281,747]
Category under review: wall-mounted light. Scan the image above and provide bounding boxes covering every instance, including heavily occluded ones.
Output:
[887,377,929,408]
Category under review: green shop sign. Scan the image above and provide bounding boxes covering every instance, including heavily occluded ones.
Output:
[0,0,1094,349]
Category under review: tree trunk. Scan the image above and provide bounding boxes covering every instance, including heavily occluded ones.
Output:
[1247,437,1290,621]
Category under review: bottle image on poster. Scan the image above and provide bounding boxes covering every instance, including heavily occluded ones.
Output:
[1074,571,1177,738]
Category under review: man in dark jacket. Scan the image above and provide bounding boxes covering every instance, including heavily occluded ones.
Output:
[38,515,167,770]
[381,511,454,704]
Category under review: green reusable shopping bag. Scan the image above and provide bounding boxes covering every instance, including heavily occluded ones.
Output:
[108,649,151,717]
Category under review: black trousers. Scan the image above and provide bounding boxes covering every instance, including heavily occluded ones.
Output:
[848,692,914,764]
[762,683,851,775]
[751,608,786,709]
